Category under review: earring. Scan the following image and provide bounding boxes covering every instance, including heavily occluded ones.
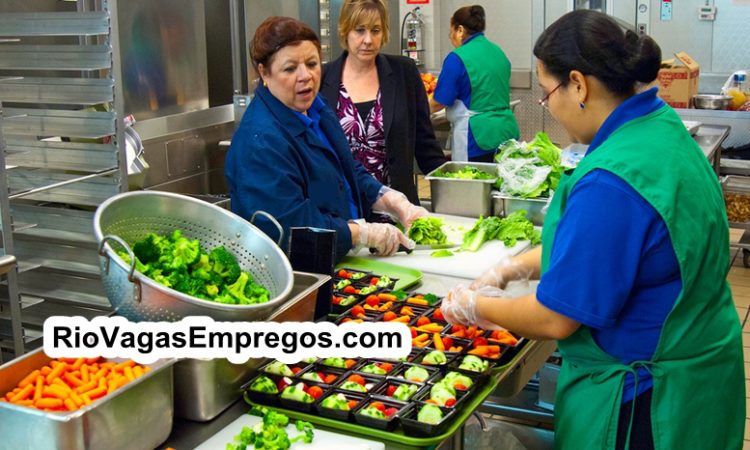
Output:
[263,80,268,87]
[579,102,585,109]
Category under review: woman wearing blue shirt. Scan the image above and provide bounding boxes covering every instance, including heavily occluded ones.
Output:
[225,17,426,261]
[441,10,744,450]
[429,5,519,162]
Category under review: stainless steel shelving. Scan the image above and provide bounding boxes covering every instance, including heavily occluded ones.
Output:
[0,1,126,359]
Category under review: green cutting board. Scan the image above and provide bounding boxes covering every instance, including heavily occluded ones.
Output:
[336,256,423,291]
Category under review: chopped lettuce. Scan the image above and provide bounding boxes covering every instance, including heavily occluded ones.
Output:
[461,211,540,251]
[431,166,496,180]
[408,217,448,245]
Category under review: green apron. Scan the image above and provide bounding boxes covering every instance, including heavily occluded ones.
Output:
[452,35,519,153]
[541,105,745,449]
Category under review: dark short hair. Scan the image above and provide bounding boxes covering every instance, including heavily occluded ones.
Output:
[533,10,661,96]
[451,5,485,35]
[250,16,321,72]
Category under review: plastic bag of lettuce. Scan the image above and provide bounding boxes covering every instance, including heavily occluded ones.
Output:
[494,132,563,199]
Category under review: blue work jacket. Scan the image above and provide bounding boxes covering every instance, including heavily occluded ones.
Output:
[225,85,383,259]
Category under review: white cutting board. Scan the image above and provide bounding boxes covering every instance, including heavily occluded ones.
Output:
[195,413,386,450]
[368,213,531,280]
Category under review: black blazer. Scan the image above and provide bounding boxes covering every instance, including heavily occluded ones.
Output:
[321,52,446,205]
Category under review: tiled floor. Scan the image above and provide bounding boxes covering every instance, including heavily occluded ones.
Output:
[418,177,750,447]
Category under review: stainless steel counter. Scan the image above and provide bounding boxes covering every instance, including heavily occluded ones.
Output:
[692,124,731,175]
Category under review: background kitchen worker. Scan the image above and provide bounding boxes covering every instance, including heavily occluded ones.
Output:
[429,5,519,162]
[225,16,427,261]
[441,10,744,450]
[321,0,445,207]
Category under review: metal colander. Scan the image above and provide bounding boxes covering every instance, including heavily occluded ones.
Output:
[93,191,293,322]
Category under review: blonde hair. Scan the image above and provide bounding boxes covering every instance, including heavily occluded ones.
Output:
[338,0,390,49]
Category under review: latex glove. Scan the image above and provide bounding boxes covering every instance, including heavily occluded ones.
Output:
[443,284,506,330]
[372,188,428,230]
[358,221,415,256]
[470,257,532,290]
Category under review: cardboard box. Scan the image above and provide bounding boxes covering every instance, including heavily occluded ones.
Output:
[657,51,700,109]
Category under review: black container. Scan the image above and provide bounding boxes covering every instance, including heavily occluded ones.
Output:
[382,348,424,364]
[314,389,366,422]
[331,293,363,315]
[427,335,473,355]
[413,350,458,369]
[259,359,311,377]
[392,303,433,320]
[372,378,426,402]
[403,292,442,307]
[357,359,400,377]
[337,305,383,323]
[352,396,407,431]
[297,363,347,386]
[334,372,385,394]
[400,402,458,437]
[391,363,439,384]
[334,268,370,282]
[318,357,361,371]
[243,372,283,407]
[360,274,398,290]
[288,227,336,320]
[278,378,329,414]
[449,356,496,380]
[413,378,471,409]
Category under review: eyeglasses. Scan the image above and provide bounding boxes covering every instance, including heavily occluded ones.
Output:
[538,83,563,108]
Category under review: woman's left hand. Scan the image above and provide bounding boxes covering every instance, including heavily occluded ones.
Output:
[374,190,428,229]
[444,284,507,330]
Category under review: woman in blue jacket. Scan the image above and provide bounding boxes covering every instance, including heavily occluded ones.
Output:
[225,17,426,261]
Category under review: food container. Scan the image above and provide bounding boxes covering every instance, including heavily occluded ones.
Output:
[0,349,174,450]
[391,363,439,384]
[352,396,407,431]
[371,378,426,402]
[721,175,750,224]
[173,272,329,421]
[400,402,458,437]
[491,191,548,226]
[243,372,283,407]
[314,389,366,422]
[692,94,732,110]
[335,372,385,394]
[278,378,327,413]
[425,162,498,217]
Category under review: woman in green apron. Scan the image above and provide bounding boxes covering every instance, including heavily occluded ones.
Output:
[441,10,745,450]
[429,5,519,162]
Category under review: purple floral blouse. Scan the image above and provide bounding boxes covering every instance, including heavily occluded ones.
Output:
[336,83,388,184]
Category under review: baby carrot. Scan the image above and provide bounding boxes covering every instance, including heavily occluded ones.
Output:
[63,372,83,388]
[33,376,44,401]
[9,384,34,403]
[80,364,90,383]
[45,362,67,384]
[35,398,63,409]
[18,369,41,388]
[63,398,77,411]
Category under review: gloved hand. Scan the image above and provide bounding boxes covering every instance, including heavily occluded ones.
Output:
[470,257,532,290]
[443,284,506,330]
[372,188,428,230]
[358,221,415,256]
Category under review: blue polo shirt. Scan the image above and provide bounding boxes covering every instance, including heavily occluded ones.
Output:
[433,33,483,158]
[294,96,359,219]
[536,88,681,403]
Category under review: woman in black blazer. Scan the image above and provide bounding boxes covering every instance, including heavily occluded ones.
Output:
[320,0,445,206]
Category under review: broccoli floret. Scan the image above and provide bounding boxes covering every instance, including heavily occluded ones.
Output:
[210,246,241,283]
[291,420,314,444]
[149,269,172,288]
[166,230,201,269]
[264,410,290,428]
[227,272,270,305]
[214,291,237,304]
[132,233,172,264]
[116,251,151,274]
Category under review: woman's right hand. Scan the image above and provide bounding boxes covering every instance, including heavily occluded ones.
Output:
[357,221,414,256]
[470,257,534,290]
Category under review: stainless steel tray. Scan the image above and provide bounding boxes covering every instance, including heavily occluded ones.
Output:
[425,161,498,218]
[491,191,548,226]
[0,349,174,450]
[173,271,330,421]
